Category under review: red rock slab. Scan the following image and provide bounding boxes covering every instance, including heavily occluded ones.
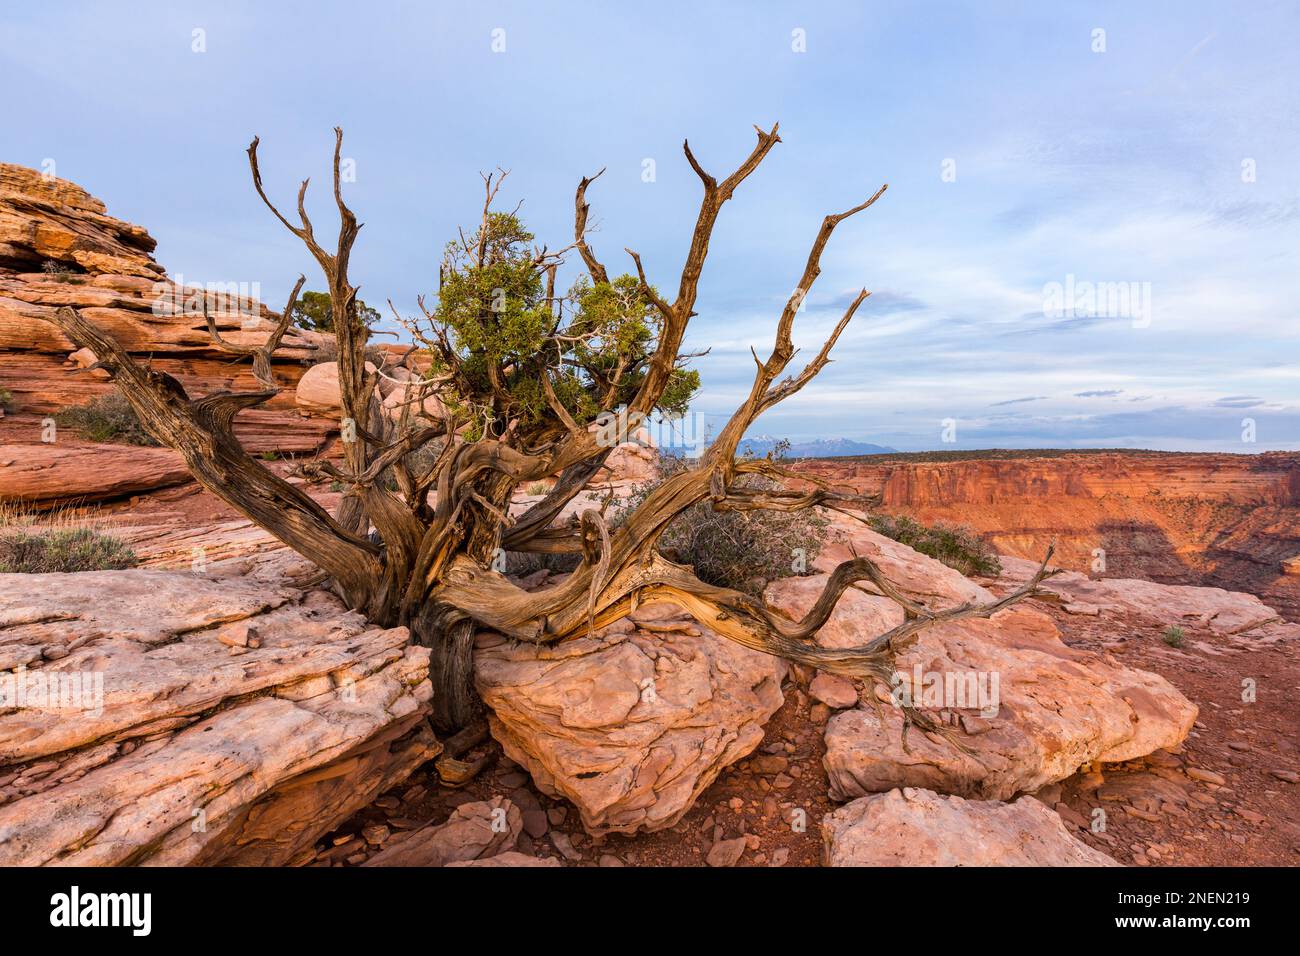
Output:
[0,442,192,508]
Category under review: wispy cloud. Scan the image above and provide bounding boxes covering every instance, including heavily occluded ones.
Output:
[989,396,1049,407]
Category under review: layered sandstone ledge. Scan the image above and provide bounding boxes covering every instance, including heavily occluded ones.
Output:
[0,570,437,866]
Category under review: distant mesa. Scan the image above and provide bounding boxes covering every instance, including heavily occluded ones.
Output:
[738,436,898,459]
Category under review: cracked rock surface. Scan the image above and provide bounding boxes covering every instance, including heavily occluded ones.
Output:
[474,607,787,835]
[0,569,437,866]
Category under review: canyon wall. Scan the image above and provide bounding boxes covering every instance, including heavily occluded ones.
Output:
[797,452,1300,620]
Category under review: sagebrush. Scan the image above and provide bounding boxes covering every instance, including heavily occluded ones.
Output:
[56,393,159,446]
[614,451,828,596]
[0,527,138,573]
[868,514,1001,578]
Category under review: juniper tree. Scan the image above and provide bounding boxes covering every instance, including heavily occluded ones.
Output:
[48,126,1053,732]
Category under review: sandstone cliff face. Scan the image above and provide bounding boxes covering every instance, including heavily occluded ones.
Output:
[797,452,1300,620]
[0,162,327,421]
[0,163,350,505]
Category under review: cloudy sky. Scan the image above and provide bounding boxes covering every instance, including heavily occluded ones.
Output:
[5,1,1298,451]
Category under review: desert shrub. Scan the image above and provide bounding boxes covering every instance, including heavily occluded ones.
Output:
[0,527,138,573]
[40,260,85,282]
[1163,624,1185,647]
[868,513,1002,578]
[0,388,13,412]
[55,394,159,446]
[611,451,828,596]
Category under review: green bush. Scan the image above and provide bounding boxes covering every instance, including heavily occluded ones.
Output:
[867,514,1002,578]
[0,527,139,573]
[55,394,159,446]
[1163,625,1185,647]
[611,451,828,597]
[0,388,13,412]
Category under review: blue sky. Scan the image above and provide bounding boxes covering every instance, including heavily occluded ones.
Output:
[4,1,1298,451]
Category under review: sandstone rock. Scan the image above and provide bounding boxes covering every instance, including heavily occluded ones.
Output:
[817,606,1197,801]
[1,163,334,426]
[812,513,993,606]
[474,615,786,835]
[380,376,447,423]
[822,787,1119,866]
[809,672,858,709]
[999,557,1283,636]
[364,797,521,867]
[1185,767,1227,786]
[766,514,1197,802]
[0,442,192,508]
[1,164,159,276]
[0,570,436,866]
[604,440,658,484]
[765,571,903,647]
[706,836,747,867]
[295,361,377,419]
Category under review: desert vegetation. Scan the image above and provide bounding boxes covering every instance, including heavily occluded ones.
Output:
[615,448,829,596]
[55,393,160,446]
[0,503,137,573]
[867,514,1001,578]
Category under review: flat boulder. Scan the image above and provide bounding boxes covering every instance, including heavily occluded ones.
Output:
[474,608,786,835]
[999,556,1283,636]
[365,797,522,867]
[823,787,1119,866]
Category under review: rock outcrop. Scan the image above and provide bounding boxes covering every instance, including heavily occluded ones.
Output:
[822,787,1118,866]
[0,162,337,462]
[0,569,437,866]
[766,513,1197,802]
[473,606,787,835]
[0,443,194,508]
[999,556,1295,640]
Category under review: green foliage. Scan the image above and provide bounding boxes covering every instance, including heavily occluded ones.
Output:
[425,208,699,440]
[0,527,138,573]
[867,514,1002,578]
[292,290,381,333]
[0,388,13,412]
[55,394,159,446]
[613,451,828,597]
[1162,624,1185,647]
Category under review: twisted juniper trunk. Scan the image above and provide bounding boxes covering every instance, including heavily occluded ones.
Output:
[412,605,481,733]
[412,471,515,731]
